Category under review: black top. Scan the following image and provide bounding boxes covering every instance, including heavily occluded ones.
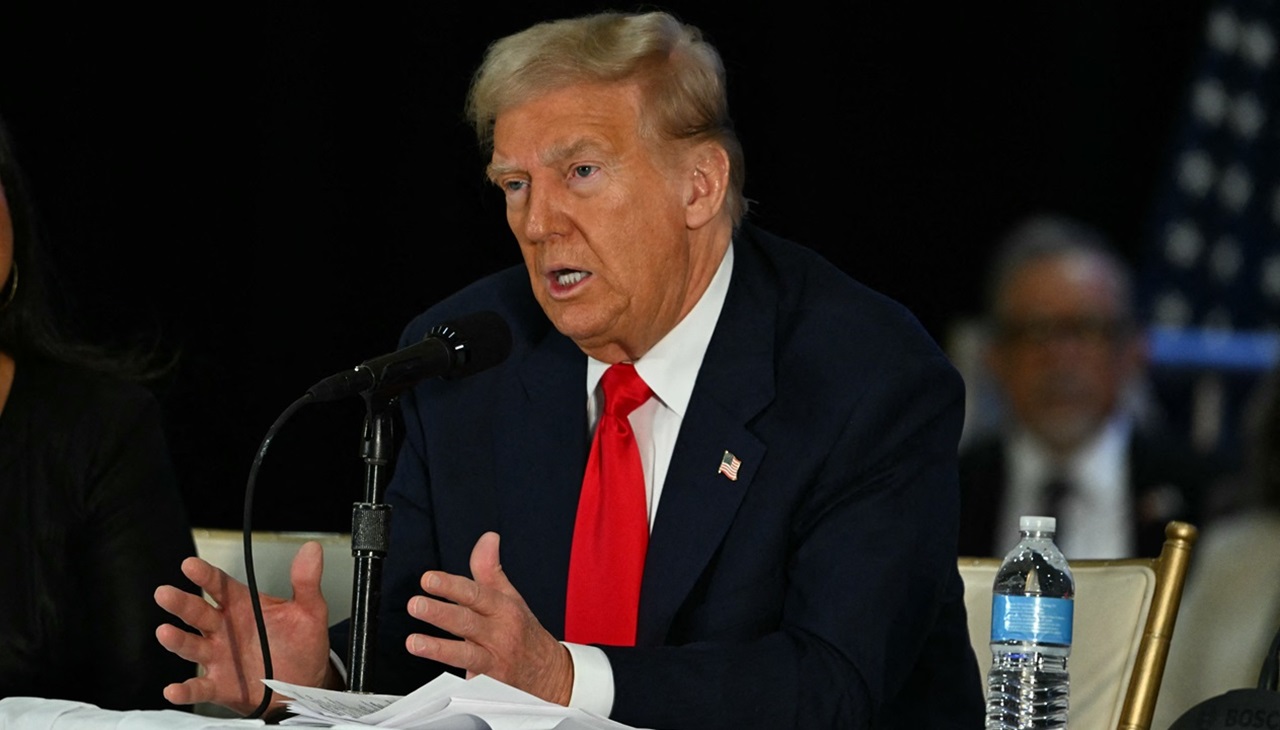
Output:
[0,356,198,709]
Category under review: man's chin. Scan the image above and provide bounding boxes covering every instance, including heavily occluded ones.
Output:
[545,310,619,358]
[547,310,601,343]
[1029,412,1104,454]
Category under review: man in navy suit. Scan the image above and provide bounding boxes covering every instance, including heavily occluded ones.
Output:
[155,11,982,728]
[957,214,1220,560]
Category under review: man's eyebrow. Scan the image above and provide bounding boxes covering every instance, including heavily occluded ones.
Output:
[486,160,518,182]
[487,138,608,182]
[541,138,603,167]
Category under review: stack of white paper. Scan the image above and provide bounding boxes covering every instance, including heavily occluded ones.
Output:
[265,673,643,730]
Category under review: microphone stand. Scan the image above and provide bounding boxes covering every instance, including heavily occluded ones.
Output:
[345,388,398,693]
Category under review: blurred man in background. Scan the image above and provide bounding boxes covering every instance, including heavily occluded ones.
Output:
[957,213,1223,559]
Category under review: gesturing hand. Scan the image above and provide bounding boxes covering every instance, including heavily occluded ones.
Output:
[153,541,340,716]
[404,531,574,705]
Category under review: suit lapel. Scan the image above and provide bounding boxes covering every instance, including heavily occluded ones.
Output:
[637,235,777,645]
[491,330,586,637]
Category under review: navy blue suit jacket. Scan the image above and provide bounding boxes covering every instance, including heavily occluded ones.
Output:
[330,223,983,729]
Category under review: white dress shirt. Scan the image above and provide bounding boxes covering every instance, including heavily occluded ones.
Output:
[563,243,734,716]
[996,414,1136,559]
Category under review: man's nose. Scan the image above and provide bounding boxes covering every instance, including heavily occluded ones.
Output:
[522,185,568,243]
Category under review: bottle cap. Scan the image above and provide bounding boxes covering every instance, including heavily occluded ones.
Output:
[1020,515,1056,533]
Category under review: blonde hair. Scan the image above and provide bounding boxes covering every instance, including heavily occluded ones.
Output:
[465,10,747,226]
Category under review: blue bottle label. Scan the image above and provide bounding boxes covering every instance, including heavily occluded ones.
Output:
[991,595,1073,645]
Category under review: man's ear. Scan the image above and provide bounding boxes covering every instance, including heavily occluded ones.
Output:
[685,143,729,230]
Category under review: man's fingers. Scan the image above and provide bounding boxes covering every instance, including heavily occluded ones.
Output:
[182,556,246,609]
[290,541,327,609]
[419,532,519,613]
[179,555,220,588]
[408,594,479,639]
[419,569,486,611]
[155,584,222,634]
[161,675,224,707]
[406,632,489,673]
[469,532,516,596]
[155,622,213,665]
[161,678,200,706]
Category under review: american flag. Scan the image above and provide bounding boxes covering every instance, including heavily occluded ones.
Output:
[718,451,742,481]
[1136,0,1280,459]
[1139,0,1280,333]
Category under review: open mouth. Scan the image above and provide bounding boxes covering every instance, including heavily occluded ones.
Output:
[547,268,592,298]
[555,270,589,287]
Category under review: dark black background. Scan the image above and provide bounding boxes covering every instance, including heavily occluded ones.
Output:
[0,2,1214,531]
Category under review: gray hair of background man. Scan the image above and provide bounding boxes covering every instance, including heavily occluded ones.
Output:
[984,213,1139,330]
[463,10,749,228]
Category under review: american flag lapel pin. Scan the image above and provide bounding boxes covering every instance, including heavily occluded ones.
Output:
[717,450,742,481]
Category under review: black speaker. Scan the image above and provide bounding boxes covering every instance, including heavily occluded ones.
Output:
[1169,623,1280,729]
[1167,689,1280,729]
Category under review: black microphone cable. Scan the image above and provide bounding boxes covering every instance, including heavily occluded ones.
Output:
[242,392,313,719]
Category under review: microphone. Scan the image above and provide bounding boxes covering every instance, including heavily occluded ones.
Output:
[305,310,512,402]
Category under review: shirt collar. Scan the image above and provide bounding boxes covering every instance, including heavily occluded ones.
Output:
[1009,413,1132,498]
[586,242,734,416]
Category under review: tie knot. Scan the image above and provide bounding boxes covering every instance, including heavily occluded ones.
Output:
[601,363,652,418]
[1045,474,1072,501]
[1043,473,1073,519]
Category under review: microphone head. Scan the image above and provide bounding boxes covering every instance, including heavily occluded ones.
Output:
[427,310,512,379]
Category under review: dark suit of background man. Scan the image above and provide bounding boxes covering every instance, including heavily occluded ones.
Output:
[958,213,1222,559]
[154,10,983,729]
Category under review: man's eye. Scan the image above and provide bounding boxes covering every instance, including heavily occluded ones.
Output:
[502,179,528,193]
[571,165,597,179]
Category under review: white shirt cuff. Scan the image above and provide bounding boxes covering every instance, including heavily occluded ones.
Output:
[561,642,614,717]
[338,642,611,714]
[329,649,349,686]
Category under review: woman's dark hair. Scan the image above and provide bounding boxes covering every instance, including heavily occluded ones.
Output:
[0,112,174,382]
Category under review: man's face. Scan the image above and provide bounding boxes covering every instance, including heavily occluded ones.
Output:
[985,253,1146,454]
[488,81,720,363]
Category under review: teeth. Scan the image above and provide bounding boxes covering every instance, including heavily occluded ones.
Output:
[556,271,587,286]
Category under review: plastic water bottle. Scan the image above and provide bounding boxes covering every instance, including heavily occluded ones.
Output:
[985,515,1075,729]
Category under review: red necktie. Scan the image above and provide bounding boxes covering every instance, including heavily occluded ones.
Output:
[564,363,652,646]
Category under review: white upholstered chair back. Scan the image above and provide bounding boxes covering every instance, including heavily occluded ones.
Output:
[191,528,356,622]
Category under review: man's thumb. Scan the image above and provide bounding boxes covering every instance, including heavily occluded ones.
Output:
[470,531,511,591]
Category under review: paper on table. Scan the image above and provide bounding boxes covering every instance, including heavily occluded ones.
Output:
[362,674,552,727]
[264,674,643,730]
[263,679,401,723]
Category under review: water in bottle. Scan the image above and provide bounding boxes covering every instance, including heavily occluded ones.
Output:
[985,515,1075,729]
